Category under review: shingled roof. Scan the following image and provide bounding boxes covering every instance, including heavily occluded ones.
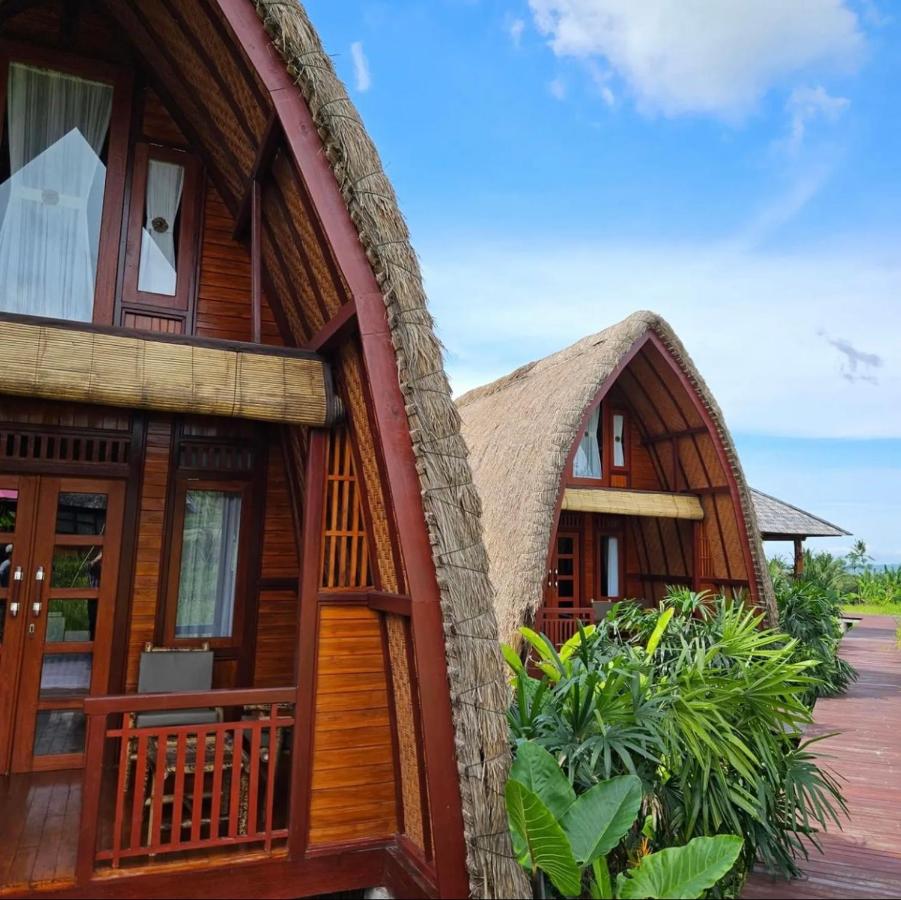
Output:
[751,489,850,540]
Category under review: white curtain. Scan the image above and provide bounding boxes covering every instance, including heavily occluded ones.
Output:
[605,537,620,597]
[137,159,184,296]
[0,63,113,321]
[176,491,242,639]
[573,406,602,478]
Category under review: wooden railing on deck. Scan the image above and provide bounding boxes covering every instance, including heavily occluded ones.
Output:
[78,687,295,880]
[534,609,594,648]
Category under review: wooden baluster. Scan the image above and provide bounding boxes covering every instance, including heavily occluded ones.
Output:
[247,721,262,838]
[111,714,131,868]
[191,729,206,844]
[130,733,148,853]
[149,733,167,851]
[263,706,278,852]
[228,725,243,838]
[170,733,187,847]
[210,728,225,841]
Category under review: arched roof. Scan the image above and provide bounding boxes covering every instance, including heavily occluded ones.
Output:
[457,311,776,643]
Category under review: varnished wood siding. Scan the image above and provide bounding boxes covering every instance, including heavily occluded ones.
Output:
[124,417,173,691]
[309,605,398,847]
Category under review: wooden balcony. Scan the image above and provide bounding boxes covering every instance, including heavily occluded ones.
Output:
[534,608,595,648]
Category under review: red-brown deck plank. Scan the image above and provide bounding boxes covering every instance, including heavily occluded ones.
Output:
[744,615,901,899]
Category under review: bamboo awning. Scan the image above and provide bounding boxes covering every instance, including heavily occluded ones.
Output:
[562,487,704,520]
[0,316,338,427]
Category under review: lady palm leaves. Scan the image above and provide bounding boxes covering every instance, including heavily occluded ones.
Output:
[506,591,849,881]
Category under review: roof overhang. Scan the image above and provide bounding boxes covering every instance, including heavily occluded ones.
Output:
[562,487,704,520]
[0,314,339,427]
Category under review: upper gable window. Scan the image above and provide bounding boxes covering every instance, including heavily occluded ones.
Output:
[573,405,602,479]
[0,62,113,322]
[138,158,185,296]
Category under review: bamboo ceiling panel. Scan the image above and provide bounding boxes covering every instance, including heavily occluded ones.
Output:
[0,319,335,426]
[562,487,704,520]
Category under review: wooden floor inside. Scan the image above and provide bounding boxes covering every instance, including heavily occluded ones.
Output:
[744,615,901,899]
[0,769,80,894]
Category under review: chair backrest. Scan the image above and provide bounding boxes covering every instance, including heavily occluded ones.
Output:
[137,646,214,694]
[592,600,614,623]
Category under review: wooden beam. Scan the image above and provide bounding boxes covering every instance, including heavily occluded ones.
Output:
[642,425,708,444]
[234,112,282,239]
[251,178,262,343]
[303,302,357,353]
[563,487,704,520]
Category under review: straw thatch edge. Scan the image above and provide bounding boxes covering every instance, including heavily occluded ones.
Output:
[457,311,777,644]
[251,3,529,897]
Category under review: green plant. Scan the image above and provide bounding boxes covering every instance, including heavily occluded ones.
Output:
[505,592,848,883]
[507,741,743,899]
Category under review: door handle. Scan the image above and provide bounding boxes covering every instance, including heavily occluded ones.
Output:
[32,566,44,617]
[9,566,22,617]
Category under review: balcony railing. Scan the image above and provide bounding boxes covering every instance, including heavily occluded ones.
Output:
[77,687,295,880]
[534,608,594,648]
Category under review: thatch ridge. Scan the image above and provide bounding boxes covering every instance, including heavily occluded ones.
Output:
[457,311,777,644]
[252,3,528,897]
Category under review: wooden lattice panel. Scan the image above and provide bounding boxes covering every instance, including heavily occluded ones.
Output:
[320,427,372,590]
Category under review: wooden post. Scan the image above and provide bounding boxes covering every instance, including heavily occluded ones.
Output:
[251,178,262,344]
[692,521,702,591]
[288,428,327,859]
[75,713,106,885]
[794,538,805,579]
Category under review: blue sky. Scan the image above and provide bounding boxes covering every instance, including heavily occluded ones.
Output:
[306,0,900,565]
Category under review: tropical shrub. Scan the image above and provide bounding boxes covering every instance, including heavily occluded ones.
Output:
[506,741,742,899]
[504,592,848,889]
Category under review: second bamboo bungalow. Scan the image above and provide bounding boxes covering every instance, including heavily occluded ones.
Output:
[458,311,777,647]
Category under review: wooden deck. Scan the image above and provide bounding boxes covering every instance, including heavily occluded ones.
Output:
[744,614,901,899]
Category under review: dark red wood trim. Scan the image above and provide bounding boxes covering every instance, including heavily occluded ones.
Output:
[234,111,282,239]
[367,592,413,616]
[215,7,469,894]
[303,302,358,353]
[384,843,437,900]
[379,614,407,837]
[83,686,295,716]
[289,428,328,859]
[252,179,263,344]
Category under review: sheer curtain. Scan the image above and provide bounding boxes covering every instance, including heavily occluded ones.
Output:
[605,537,620,597]
[137,159,184,296]
[573,406,602,478]
[176,491,242,639]
[0,63,113,321]
[613,414,626,467]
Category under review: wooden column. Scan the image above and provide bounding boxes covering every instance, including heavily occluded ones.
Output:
[251,179,262,344]
[288,428,327,859]
[794,537,805,579]
[692,520,702,591]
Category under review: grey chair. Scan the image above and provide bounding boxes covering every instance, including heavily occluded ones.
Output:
[135,645,220,729]
[592,600,614,623]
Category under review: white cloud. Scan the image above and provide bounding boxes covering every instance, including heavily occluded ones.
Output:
[419,236,901,439]
[527,0,864,119]
[781,85,850,154]
[350,41,372,93]
[508,17,526,47]
[548,76,568,100]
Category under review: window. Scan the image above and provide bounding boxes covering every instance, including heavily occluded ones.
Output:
[164,479,250,645]
[0,62,113,322]
[573,405,602,479]
[122,143,200,326]
[612,413,626,468]
[599,536,621,599]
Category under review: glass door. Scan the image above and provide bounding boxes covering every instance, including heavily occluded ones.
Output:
[6,477,124,773]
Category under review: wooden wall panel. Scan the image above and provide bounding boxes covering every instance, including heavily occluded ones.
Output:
[124,417,173,690]
[142,88,188,147]
[254,590,298,688]
[308,605,398,847]
[261,440,300,580]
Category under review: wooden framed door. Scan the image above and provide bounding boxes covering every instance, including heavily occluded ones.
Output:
[1,477,124,774]
[547,531,580,610]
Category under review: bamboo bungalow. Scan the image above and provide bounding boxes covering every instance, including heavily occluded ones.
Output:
[752,489,850,578]
[457,311,777,647]
[0,2,526,898]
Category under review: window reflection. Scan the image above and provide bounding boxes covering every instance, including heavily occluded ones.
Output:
[56,492,107,535]
[52,545,102,589]
[0,63,113,322]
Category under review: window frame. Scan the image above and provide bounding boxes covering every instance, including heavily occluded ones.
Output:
[120,141,202,321]
[0,40,133,328]
[162,476,253,650]
[568,401,632,488]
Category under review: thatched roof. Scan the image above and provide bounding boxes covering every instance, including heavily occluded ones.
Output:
[752,489,850,540]
[457,311,777,643]
[253,3,527,897]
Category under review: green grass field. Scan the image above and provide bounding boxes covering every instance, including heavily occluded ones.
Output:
[841,603,901,618]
